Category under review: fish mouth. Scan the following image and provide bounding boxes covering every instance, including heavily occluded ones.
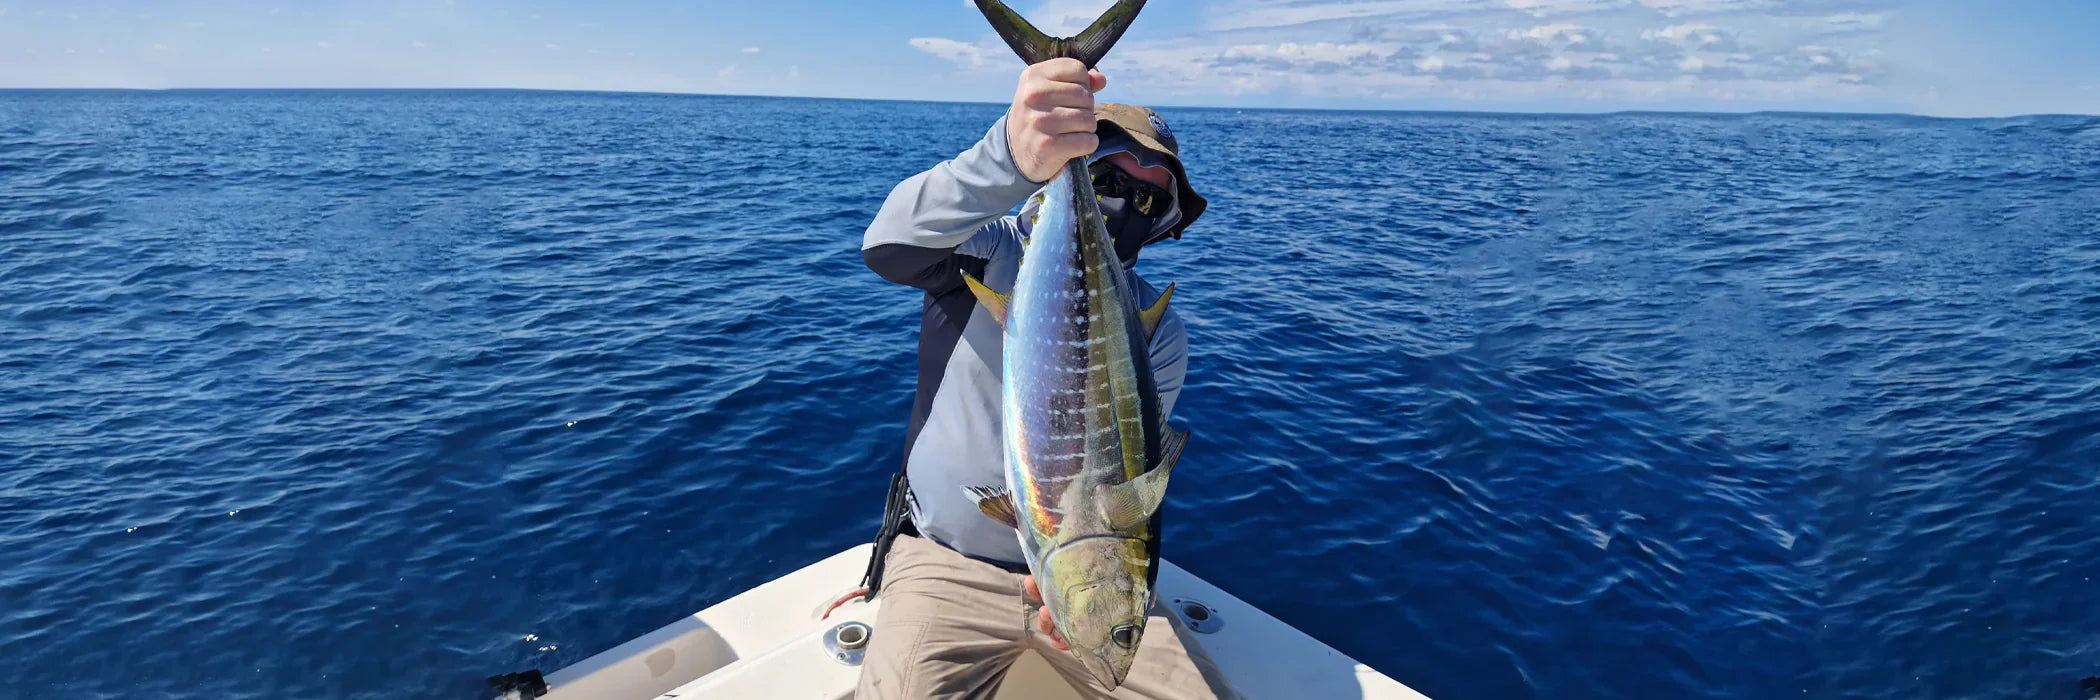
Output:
[1080,648,1134,690]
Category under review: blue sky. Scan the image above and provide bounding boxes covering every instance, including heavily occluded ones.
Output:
[1,0,2095,117]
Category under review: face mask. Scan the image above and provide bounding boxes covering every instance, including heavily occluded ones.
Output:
[1017,164,1178,264]
[1088,159,1177,264]
[1098,194,1161,264]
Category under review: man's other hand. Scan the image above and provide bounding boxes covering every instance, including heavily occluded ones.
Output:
[1006,59,1106,184]
[1021,574,1070,651]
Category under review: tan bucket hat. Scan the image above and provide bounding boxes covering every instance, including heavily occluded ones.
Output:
[1093,103,1207,241]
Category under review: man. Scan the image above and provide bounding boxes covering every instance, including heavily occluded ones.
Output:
[855,57,1230,700]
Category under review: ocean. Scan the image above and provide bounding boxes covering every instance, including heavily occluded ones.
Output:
[2,90,2096,699]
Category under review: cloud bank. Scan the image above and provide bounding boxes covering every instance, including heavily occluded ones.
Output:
[911,0,1899,108]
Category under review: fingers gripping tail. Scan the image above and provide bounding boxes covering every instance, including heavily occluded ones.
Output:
[973,0,1148,67]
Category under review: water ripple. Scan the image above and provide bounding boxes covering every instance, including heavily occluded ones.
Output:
[1,91,2096,699]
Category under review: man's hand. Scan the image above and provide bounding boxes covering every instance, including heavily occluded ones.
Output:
[1006,59,1107,184]
[1022,575,1070,651]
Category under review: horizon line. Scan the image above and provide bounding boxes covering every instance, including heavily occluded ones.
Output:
[4,86,2095,121]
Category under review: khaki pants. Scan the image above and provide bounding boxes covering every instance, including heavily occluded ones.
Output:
[855,534,1239,700]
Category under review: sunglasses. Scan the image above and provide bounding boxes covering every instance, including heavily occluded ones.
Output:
[1088,159,1174,218]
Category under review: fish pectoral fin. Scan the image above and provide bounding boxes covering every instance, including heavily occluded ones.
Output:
[960,272,1010,328]
[1140,282,1175,341]
[1097,444,1180,531]
[974,0,1147,68]
[962,485,1020,529]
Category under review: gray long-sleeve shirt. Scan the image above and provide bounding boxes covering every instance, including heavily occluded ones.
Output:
[861,115,1187,567]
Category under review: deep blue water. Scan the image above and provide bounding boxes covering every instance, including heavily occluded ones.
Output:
[2,90,2097,699]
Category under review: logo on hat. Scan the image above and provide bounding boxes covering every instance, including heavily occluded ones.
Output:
[1148,113,1173,141]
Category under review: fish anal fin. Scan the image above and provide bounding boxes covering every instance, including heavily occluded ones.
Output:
[963,485,1020,529]
[961,272,1010,327]
[1140,282,1174,341]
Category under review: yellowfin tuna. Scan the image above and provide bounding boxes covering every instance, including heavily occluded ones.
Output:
[954,0,1190,689]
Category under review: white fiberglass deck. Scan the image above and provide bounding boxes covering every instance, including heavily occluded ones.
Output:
[532,545,1427,699]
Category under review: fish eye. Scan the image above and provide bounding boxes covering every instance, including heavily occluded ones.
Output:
[1111,624,1137,649]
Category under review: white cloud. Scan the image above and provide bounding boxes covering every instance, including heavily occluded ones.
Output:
[1225,41,1384,63]
[909,37,997,70]
[1503,0,1629,16]
[1512,23,1597,46]
[919,0,1898,107]
[1637,0,1771,15]
[316,41,331,48]
[1812,12,1885,34]
[151,43,168,51]
[1205,1,1465,32]
[742,47,760,54]
[717,63,740,82]
[412,41,427,49]
[545,43,561,50]
[1646,23,1725,45]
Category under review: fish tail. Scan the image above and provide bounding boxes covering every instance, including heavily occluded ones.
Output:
[973,0,1147,67]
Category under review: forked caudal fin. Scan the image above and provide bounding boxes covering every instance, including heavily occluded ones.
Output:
[974,0,1148,67]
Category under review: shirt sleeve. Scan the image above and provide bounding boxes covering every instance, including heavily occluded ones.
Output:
[862,114,1044,293]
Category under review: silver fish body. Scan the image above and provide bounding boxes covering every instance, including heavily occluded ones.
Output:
[1007,158,1174,687]
[960,156,1185,689]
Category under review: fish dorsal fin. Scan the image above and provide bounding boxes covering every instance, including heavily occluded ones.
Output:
[1140,282,1174,341]
[960,272,1010,328]
[973,0,1148,68]
[962,485,1020,529]
[1097,424,1187,531]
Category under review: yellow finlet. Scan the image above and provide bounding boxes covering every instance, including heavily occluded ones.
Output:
[1140,282,1175,340]
[961,272,1011,328]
